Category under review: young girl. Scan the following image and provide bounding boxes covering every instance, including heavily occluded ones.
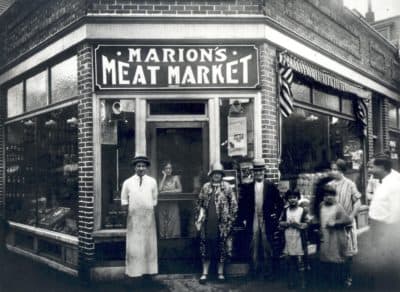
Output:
[279,190,308,290]
[314,177,352,290]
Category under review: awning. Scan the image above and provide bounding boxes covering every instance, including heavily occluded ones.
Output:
[281,52,371,99]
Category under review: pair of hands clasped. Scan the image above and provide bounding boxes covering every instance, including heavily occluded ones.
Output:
[280,220,307,230]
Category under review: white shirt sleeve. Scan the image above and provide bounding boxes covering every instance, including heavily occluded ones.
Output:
[121,180,129,206]
[152,178,159,207]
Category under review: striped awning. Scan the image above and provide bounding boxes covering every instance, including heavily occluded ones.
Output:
[281,52,370,99]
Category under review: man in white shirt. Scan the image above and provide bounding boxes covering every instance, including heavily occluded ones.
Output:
[368,153,400,290]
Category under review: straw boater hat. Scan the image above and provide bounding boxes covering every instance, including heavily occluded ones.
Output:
[131,155,150,166]
[252,158,266,171]
[208,162,225,177]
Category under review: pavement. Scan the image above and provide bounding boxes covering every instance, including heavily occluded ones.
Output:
[0,229,399,292]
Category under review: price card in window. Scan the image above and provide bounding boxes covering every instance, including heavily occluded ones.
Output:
[228,116,247,157]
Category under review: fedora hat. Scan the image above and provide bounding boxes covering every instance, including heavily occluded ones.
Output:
[131,155,150,166]
[252,158,266,170]
[208,162,225,177]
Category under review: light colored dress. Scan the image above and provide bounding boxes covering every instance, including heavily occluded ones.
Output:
[121,174,158,277]
[330,177,361,256]
[158,175,181,238]
[319,203,349,263]
[283,207,305,256]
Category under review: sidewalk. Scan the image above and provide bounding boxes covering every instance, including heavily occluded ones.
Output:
[0,230,395,292]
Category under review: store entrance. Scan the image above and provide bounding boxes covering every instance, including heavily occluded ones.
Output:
[147,121,209,273]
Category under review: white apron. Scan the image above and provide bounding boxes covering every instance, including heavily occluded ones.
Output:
[121,175,158,277]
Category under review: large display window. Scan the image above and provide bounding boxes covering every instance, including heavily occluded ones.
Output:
[5,105,78,235]
[100,99,136,229]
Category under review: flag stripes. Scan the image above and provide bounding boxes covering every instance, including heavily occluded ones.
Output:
[278,52,294,118]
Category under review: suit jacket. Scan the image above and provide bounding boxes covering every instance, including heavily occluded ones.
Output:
[240,180,284,240]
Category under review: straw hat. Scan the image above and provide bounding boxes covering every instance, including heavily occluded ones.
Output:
[131,155,150,166]
[252,158,266,170]
[208,162,225,177]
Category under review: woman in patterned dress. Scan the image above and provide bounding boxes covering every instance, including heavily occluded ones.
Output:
[195,162,238,284]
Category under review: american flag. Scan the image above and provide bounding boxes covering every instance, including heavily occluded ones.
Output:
[278,51,294,118]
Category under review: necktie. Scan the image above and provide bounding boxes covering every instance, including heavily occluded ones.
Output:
[139,176,143,186]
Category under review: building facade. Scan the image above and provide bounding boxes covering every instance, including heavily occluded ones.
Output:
[0,0,399,280]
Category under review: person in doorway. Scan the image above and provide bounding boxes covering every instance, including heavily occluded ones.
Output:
[241,159,284,280]
[121,155,158,280]
[195,162,238,284]
[330,159,361,288]
[368,153,400,290]
[279,190,308,290]
[158,162,182,239]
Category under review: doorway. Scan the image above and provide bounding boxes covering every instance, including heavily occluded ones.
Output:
[147,121,209,273]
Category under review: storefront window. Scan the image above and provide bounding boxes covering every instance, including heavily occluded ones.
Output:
[220,98,254,169]
[51,56,78,103]
[5,105,78,235]
[389,132,400,171]
[281,107,364,205]
[389,102,398,129]
[101,99,136,229]
[26,70,48,112]
[7,82,24,118]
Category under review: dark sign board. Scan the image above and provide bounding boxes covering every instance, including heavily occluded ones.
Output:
[94,45,259,90]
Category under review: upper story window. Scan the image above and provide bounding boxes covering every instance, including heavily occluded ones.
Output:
[6,55,78,118]
[26,70,48,112]
[7,82,24,118]
[51,56,78,103]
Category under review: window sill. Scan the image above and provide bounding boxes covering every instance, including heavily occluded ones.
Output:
[8,221,78,245]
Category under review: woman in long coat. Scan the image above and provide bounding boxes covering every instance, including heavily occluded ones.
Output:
[121,155,158,278]
[195,162,238,284]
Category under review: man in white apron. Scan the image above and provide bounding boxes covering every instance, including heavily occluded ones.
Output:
[121,155,158,278]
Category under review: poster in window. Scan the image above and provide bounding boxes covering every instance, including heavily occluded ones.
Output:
[100,100,117,145]
[228,116,247,157]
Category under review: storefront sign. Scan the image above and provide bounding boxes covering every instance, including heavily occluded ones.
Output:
[94,45,259,89]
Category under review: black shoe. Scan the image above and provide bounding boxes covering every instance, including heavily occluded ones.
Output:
[199,274,208,285]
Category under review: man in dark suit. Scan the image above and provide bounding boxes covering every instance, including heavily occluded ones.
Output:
[240,159,284,279]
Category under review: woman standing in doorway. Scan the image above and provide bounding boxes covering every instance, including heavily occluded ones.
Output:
[195,162,238,284]
[158,162,182,238]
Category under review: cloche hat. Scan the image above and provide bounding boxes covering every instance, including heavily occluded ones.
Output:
[208,162,225,177]
[131,155,150,166]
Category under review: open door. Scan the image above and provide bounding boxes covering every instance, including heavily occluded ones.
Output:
[147,121,209,273]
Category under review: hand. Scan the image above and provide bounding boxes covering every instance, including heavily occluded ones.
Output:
[279,222,289,229]
[162,170,167,177]
[326,219,336,228]
[195,220,202,232]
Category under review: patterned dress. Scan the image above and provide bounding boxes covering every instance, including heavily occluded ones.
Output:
[195,181,238,263]
[121,175,158,277]
[330,177,361,256]
[158,176,181,238]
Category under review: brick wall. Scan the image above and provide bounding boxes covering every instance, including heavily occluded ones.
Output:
[259,43,279,182]
[77,43,95,279]
[263,0,400,91]
[0,0,87,69]
[0,88,5,218]
[382,98,390,152]
[87,0,261,15]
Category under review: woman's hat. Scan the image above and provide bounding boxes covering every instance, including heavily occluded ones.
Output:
[208,162,225,177]
[131,155,150,166]
[252,158,266,170]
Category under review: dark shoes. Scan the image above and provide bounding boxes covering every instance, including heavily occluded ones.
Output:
[199,274,208,285]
